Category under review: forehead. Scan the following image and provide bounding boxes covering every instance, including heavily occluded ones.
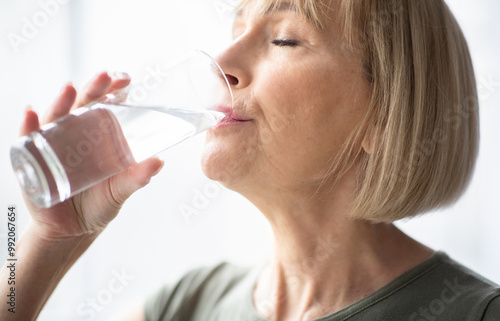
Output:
[235,0,337,29]
[236,1,299,17]
[233,0,361,53]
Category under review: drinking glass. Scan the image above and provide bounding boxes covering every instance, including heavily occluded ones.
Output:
[10,50,233,208]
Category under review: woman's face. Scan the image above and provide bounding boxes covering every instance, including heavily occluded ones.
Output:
[202,1,371,195]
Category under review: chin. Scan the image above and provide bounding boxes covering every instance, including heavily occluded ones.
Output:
[201,141,237,183]
[201,140,252,187]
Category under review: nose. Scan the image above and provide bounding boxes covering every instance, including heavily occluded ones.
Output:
[225,73,239,86]
[215,39,252,90]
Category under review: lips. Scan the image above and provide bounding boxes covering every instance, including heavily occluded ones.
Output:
[215,105,252,123]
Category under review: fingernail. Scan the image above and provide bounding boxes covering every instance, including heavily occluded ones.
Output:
[25,105,33,114]
[152,160,165,176]
[94,71,109,79]
[60,82,73,93]
[111,71,130,80]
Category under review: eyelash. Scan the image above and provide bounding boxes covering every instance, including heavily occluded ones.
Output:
[271,39,299,47]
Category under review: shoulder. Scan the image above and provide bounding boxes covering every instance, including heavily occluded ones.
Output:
[144,262,253,321]
[348,252,500,321]
[482,295,500,321]
[180,261,251,290]
[436,252,499,298]
[404,252,500,321]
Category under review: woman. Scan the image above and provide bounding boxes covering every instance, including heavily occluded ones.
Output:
[2,0,499,320]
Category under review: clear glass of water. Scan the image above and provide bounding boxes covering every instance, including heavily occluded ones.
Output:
[10,50,234,208]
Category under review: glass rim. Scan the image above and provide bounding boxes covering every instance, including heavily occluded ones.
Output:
[99,49,234,110]
[192,49,234,110]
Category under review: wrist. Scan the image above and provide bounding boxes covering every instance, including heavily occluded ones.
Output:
[0,221,100,320]
[24,219,100,243]
[17,221,99,270]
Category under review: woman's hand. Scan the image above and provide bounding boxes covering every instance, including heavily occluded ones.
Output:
[20,72,164,241]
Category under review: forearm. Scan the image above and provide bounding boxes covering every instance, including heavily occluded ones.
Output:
[0,222,98,321]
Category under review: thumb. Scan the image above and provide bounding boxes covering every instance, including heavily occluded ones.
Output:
[109,157,164,205]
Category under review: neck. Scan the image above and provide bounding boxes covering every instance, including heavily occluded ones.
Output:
[245,174,433,321]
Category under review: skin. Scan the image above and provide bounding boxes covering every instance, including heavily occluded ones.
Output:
[202,2,434,320]
[0,2,433,321]
[0,73,161,321]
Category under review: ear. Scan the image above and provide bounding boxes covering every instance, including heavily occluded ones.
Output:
[361,127,374,155]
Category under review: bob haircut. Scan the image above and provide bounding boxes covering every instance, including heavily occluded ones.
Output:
[236,0,479,222]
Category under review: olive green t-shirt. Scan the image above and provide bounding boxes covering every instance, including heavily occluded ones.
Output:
[145,252,500,320]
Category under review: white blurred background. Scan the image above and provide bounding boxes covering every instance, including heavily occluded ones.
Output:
[0,0,498,320]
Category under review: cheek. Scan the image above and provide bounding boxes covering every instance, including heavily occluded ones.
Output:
[250,73,330,179]
[255,63,340,146]
[254,66,305,138]
[253,61,368,177]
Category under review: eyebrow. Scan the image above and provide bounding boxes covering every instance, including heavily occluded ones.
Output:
[236,2,299,17]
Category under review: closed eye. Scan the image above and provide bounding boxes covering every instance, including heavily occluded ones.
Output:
[271,39,299,47]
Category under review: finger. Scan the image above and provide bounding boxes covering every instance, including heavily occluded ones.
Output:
[104,72,131,104]
[108,72,131,93]
[73,72,112,109]
[105,87,129,104]
[109,157,164,206]
[41,83,77,125]
[20,107,40,136]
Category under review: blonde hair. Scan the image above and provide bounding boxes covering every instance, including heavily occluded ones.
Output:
[237,0,479,222]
